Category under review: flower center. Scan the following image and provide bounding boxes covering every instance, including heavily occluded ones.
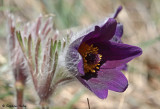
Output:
[78,43,102,74]
[85,53,97,64]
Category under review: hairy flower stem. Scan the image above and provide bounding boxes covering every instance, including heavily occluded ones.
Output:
[16,90,24,109]
[15,81,24,109]
[41,106,49,109]
[40,100,49,109]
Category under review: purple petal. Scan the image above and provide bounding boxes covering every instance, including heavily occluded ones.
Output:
[77,60,85,75]
[113,6,123,19]
[82,18,117,45]
[110,23,123,43]
[87,80,108,99]
[76,76,91,90]
[116,64,128,71]
[76,69,128,99]
[97,69,128,92]
[77,76,108,99]
[65,42,81,76]
[95,41,142,69]
[115,23,123,38]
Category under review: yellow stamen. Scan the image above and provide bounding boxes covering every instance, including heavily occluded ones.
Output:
[78,43,102,73]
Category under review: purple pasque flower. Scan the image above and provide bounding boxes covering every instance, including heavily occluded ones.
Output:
[66,6,142,99]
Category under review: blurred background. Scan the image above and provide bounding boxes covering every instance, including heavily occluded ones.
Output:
[0,0,160,109]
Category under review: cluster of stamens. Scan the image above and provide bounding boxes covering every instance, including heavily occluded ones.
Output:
[78,43,102,73]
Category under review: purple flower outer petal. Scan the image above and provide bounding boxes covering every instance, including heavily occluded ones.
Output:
[65,37,84,76]
[82,18,117,45]
[76,76,108,99]
[97,69,128,92]
[110,24,123,45]
[94,41,142,69]
[76,76,91,90]
[76,69,128,99]
[116,64,128,71]
[110,24,129,71]
[115,23,123,39]
[87,79,108,99]
[113,6,123,19]
[77,60,85,75]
